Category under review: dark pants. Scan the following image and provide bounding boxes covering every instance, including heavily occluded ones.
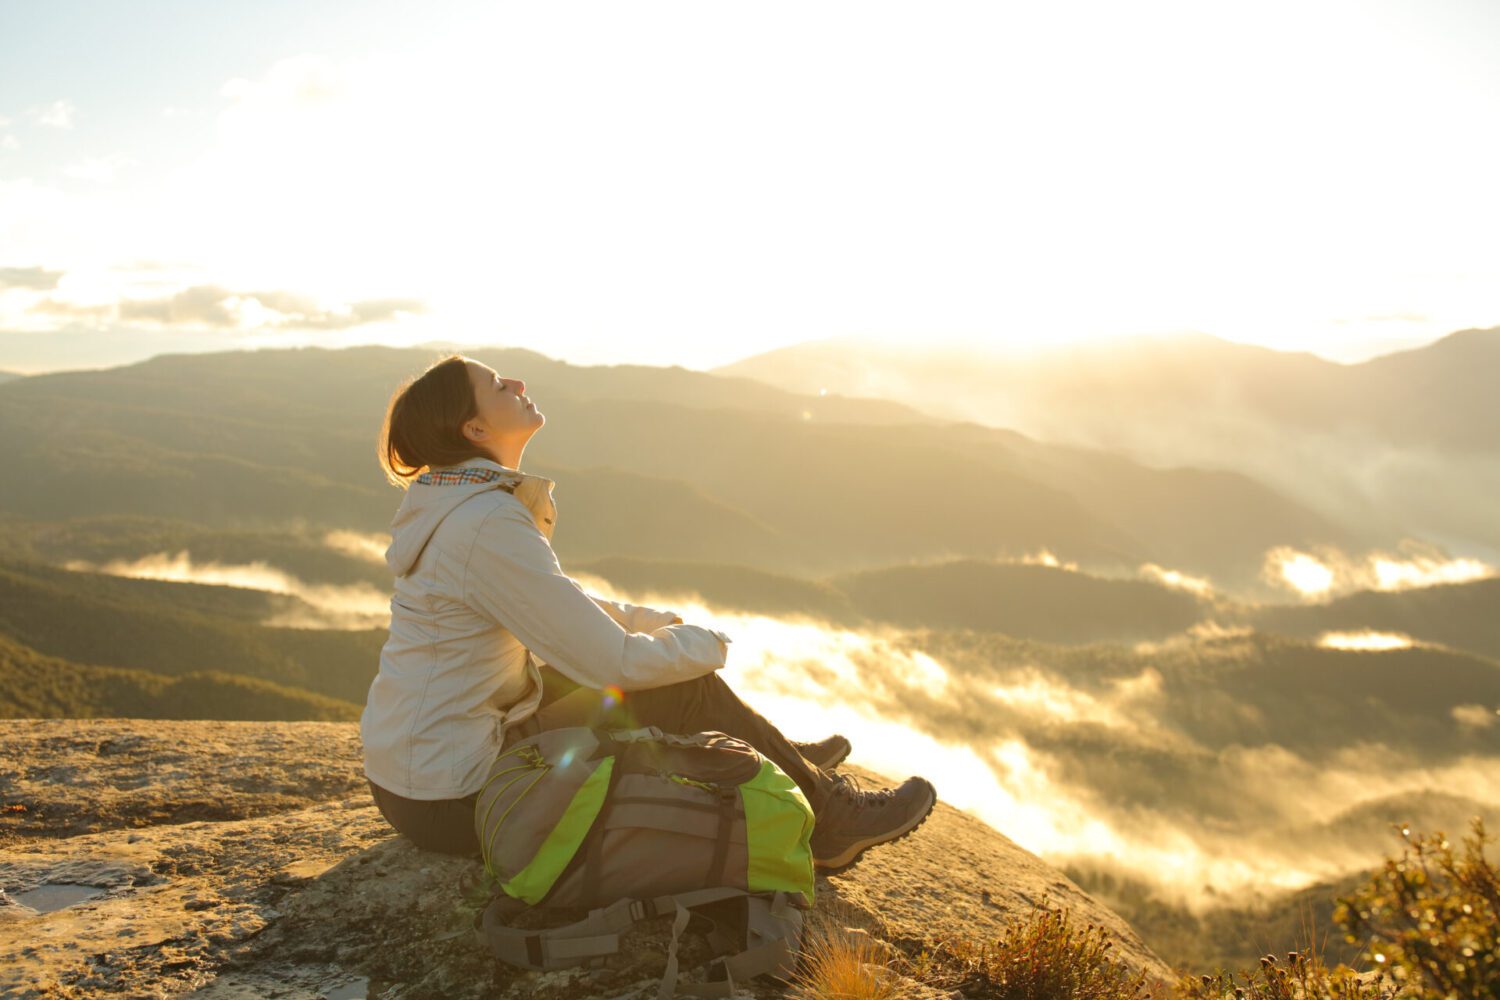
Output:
[368,665,837,857]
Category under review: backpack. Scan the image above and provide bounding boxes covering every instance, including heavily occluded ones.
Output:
[471,724,816,997]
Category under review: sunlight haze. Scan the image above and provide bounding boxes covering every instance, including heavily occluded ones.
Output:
[2,0,1498,372]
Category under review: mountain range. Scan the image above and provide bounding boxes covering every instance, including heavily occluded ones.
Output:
[714,326,1500,557]
[0,344,1375,591]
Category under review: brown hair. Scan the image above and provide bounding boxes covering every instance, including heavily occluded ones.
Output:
[378,354,487,487]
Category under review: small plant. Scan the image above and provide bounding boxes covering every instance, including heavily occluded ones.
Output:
[1333,817,1500,998]
[787,920,908,1000]
[929,902,1153,1000]
[1174,950,1393,999]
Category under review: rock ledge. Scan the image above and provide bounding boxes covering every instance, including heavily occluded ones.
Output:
[1,719,1171,998]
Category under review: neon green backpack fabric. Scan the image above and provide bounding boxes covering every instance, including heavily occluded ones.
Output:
[474,725,814,909]
[471,725,815,995]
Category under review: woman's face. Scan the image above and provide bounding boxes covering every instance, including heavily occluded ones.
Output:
[464,360,544,451]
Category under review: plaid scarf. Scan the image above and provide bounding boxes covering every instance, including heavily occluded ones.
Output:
[416,467,512,487]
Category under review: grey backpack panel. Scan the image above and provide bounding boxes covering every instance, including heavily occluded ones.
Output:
[472,725,814,996]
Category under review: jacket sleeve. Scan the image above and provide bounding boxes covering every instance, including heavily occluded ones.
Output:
[461,498,729,691]
[587,594,682,634]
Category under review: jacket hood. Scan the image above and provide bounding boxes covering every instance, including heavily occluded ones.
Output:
[385,457,557,577]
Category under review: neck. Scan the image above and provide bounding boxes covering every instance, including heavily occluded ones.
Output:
[487,441,526,470]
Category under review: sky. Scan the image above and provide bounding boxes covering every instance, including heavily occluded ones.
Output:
[2,0,1498,374]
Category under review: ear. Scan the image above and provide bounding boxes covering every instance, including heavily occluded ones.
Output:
[461,421,486,444]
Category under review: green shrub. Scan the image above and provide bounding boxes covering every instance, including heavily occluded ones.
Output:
[1334,818,1499,998]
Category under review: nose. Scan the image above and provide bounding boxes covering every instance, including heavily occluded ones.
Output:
[504,377,526,395]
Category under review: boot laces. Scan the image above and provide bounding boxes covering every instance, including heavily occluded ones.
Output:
[829,772,897,805]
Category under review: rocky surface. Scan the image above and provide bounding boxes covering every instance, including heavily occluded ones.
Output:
[0,719,1172,998]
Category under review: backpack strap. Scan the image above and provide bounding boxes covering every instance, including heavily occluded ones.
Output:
[656,889,805,999]
[476,886,785,994]
[476,892,641,971]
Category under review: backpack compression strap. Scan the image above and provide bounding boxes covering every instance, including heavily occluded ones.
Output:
[656,888,803,999]
[476,887,803,998]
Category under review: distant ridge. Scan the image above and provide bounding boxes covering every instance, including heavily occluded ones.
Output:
[711,326,1500,554]
[0,343,1354,588]
[0,633,358,721]
[0,561,383,704]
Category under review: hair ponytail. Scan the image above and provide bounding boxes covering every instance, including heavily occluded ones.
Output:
[378,354,487,488]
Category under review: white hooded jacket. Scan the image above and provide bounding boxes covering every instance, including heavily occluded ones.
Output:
[360,456,732,799]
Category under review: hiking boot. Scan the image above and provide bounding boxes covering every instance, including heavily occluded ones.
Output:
[809,773,937,875]
[791,734,852,772]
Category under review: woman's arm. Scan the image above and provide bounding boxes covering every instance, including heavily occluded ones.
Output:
[586,594,683,634]
[461,499,728,691]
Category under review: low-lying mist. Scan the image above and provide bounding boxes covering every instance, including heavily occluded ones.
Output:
[1263,543,1495,600]
[60,539,1499,912]
[63,551,390,629]
[577,572,1500,910]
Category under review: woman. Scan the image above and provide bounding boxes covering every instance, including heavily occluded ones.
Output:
[360,354,936,874]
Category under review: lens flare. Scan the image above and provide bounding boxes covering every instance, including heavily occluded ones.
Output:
[600,684,624,710]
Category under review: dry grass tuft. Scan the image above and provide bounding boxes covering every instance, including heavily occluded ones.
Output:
[918,902,1153,1000]
[787,920,910,1000]
[1174,949,1394,999]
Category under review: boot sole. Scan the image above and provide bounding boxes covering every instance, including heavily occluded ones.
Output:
[811,780,937,875]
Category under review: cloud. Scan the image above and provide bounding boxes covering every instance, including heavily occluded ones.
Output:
[0,267,65,291]
[1452,704,1498,730]
[27,297,113,320]
[1263,542,1496,599]
[220,53,350,109]
[32,100,76,129]
[63,153,135,183]
[1,135,16,151]
[1139,562,1214,596]
[65,551,389,630]
[1317,630,1416,651]
[117,284,424,330]
[1008,549,1079,570]
[1264,546,1336,597]
[322,529,389,565]
[1371,553,1494,590]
